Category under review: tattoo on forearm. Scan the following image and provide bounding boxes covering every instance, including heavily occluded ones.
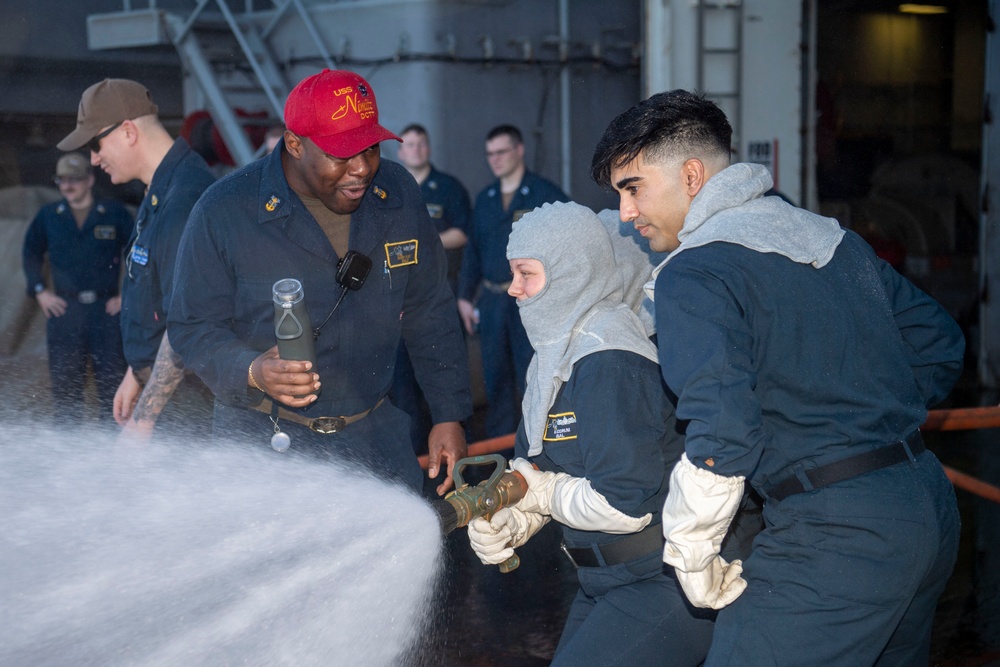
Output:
[132,333,186,423]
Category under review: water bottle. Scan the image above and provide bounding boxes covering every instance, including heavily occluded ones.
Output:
[272,278,317,367]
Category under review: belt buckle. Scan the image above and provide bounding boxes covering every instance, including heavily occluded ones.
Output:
[309,416,346,434]
[559,541,579,569]
[77,290,97,305]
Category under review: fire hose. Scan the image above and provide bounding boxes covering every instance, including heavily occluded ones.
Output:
[421,406,1000,505]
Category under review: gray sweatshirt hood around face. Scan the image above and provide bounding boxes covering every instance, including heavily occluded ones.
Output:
[646,162,845,300]
[507,201,658,456]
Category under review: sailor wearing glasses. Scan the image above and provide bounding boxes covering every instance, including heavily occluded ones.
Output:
[456,124,568,439]
[57,78,216,440]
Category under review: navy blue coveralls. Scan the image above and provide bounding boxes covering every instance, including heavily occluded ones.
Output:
[391,164,471,453]
[121,138,216,433]
[458,171,568,437]
[168,147,472,492]
[517,350,717,666]
[655,231,964,666]
[22,198,133,420]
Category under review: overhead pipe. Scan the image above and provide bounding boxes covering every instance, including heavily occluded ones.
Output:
[559,0,572,195]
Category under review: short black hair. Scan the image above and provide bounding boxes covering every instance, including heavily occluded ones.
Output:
[400,123,428,137]
[590,90,732,188]
[486,124,523,145]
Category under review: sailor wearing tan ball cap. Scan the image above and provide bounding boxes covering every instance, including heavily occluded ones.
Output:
[59,78,216,441]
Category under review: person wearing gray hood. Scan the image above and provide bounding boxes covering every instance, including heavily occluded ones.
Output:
[466,201,720,665]
[591,90,963,666]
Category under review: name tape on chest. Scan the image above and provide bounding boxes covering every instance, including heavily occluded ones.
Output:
[130,244,150,267]
[544,412,578,441]
[385,239,419,268]
[93,225,117,240]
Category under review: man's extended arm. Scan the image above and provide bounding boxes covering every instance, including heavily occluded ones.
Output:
[118,331,186,441]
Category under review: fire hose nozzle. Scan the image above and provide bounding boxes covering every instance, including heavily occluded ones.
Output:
[431,454,530,573]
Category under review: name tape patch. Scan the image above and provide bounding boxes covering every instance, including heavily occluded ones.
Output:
[544,412,578,441]
[130,245,149,267]
[385,239,419,268]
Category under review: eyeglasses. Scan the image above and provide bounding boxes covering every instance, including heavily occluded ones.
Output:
[53,175,87,186]
[86,122,122,154]
[486,147,515,159]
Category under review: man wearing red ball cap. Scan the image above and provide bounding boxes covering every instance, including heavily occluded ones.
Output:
[168,70,471,494]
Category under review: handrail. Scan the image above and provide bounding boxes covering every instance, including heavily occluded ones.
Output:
[942,465,1000,504]
[923,405,1000,431]
[419,405,1000,504]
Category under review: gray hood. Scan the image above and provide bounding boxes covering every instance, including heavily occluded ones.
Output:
[508,202,658,456]
[597,208,666,338]
[646,163,845,300]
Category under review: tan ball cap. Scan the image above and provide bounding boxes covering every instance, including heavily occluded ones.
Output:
[57,79,158,152]
[55,153,91,179]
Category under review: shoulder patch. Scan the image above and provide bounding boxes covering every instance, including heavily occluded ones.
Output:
[426,203,444,219]
[543,412,578,441]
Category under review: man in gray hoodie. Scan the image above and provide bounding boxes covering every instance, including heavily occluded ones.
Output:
[591,90,964,665]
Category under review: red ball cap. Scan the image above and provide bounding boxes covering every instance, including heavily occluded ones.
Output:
[284,69,400,159]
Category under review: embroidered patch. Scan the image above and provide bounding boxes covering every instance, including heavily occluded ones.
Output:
[543,412,578,441]
[265,195,281,212]
[426,203,443,219]
[512,209,532,222]
[93,225,116,240]
[385,239,418,268]
[130,244,150,267]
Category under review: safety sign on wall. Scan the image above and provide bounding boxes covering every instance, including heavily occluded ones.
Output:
[747,139,778,190]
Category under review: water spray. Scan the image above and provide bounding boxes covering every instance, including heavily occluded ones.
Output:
[431,454,529,573]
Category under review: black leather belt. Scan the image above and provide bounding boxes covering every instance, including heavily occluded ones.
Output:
[561,522,663,569]
[767,430,925,502]
[254,397,384,434]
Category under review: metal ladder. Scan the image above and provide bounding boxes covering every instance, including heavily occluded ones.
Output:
[697,0,743,151]
[87,0,335,166]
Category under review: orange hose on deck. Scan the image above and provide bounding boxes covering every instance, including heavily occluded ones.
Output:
[943,465,1000,504]
[923,406,1000,432]
[416,406,1000,503]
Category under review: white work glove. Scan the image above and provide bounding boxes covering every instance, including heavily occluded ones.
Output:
[509,458,651,534]
[662,453,747,609]
[467,507,549,566]
[676,555,746,610]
